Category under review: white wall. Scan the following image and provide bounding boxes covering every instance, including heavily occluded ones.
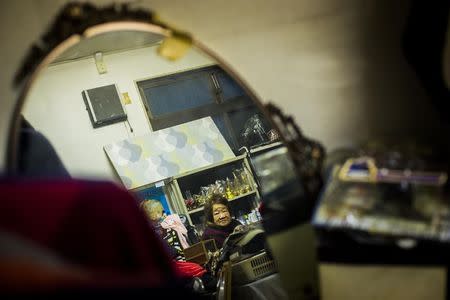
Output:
[23,44,214,180]
[138,0,446,149]
[1,0,447,170]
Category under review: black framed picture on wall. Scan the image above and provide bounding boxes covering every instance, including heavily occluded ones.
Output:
[82,84,127,128]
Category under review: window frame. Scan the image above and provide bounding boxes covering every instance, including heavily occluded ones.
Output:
[137,65,257,150]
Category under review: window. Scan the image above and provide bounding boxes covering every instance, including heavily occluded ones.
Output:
[137,66,272,152]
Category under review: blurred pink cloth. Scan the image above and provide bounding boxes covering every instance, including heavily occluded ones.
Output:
[160,215,190,249]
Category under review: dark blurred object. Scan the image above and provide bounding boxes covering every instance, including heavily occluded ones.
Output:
[212,226,269,277]
[232,272,288,300]
[323,148,359,176]
[266,103,325,209]
[220,226,267,262]
[402,0,450,122]
[0,230,88,291]
[360,140,445,171]
[0,231,199,298]
[0,180,210,298]
[212,226,280,298]
[179,214,200,245]
[0,180,176,280]
[245,103,325,236]
[249,146,308,234]
[18,116,70,178]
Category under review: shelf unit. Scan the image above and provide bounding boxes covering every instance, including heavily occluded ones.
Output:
[165,153,261,227]
[187,190,257,214]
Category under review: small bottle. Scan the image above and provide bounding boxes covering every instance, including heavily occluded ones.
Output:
[250,210,256,223]
[233,174,242,196]
[243,214,249,225]
[255,209,262,221]
[225,177,234,199]
[241,166,253,192]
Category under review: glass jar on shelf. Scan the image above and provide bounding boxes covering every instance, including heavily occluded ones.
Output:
[242,166,253,192]
[232,175,242,197]
[225,177,234,200]
[215,180,226,197]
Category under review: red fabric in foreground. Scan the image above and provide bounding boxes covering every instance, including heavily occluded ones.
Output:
[173,261,207,278]
[0,179,176,286]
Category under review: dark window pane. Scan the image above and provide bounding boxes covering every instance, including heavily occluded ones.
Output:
[215,71,246,101]
[212,115,235,149]
[143,73,215,117]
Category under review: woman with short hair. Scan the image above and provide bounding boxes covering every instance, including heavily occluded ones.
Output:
[201,194,242,249]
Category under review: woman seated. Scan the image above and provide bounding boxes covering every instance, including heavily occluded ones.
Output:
[201,194,242,249]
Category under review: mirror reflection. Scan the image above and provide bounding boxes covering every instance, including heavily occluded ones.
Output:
[18,28,306,298]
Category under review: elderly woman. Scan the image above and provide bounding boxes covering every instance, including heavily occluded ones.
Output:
[201,194,242,249]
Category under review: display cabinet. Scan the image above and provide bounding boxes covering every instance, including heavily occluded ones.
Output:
[164,154,261,234]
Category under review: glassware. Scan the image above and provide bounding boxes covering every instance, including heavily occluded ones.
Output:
[225,177,234,199]
[215,180,226,195]
[240,167,252,193]
[232,168,246,195]
[232,172,242,196]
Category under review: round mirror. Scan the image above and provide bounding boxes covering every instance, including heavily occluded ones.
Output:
[5,3,323,299]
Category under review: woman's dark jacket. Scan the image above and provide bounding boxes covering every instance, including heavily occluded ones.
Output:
[201,219,241,249]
